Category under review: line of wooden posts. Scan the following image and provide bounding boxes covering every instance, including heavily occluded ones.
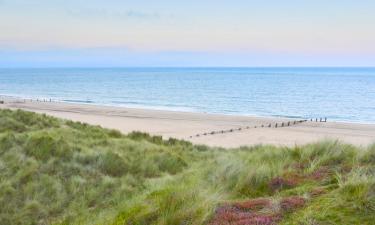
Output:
[189,117,327,139]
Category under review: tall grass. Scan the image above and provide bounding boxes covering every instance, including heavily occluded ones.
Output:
[0,109,374,225]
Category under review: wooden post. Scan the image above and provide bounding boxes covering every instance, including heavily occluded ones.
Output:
[275,123,278,128]
[325,117,327,122]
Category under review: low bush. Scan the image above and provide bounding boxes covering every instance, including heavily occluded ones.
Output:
[25,132,72,161]
[99,152,128,177]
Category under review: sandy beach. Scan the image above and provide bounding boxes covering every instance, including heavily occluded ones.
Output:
[1,96,374,148]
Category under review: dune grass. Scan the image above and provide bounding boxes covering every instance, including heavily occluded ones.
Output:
[0,109,374,225]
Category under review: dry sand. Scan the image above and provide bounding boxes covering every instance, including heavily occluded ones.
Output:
[1,96,375,148]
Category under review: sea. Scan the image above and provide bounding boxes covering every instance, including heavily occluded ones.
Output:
[0,67,374,123]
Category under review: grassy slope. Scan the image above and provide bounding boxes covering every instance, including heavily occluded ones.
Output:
[0,109,374,225]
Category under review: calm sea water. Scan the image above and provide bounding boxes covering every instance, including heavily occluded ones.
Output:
[1,67,375,123]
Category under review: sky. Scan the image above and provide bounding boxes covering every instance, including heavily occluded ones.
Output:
[0,0,375,67]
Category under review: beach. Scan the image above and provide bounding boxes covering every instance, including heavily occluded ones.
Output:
[1,96,374,148]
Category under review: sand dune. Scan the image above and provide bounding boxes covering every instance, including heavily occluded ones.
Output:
[1,96,374,147]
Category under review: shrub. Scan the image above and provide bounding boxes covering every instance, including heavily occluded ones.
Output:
[280,196,306,212]
[153,151,187,174]
[108,129,123,138]
[0,132,17,153]
[99,152,128,177]
[25,132,72,161]
[0,117,26,133]
[127,132,164,145]
[13,110,60,129]
[361,144,375,164]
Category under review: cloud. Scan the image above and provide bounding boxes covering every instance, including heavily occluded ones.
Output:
[119,10,161,20]
[66,8,162,20]
[66,8,106,18]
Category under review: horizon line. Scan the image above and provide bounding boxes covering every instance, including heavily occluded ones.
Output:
[1,66,375,69]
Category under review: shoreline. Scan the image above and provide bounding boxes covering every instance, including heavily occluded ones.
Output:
[1,94,373,125]
[1,95,375,147]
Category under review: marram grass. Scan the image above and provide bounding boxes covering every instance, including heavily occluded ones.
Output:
[0,109,374,225]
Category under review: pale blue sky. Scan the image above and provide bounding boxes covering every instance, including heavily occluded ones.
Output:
[0,0,374,67]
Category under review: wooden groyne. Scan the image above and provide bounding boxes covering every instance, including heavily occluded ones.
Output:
[189,118,327,139]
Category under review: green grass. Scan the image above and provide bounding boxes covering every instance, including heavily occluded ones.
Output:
[0,109,374,225]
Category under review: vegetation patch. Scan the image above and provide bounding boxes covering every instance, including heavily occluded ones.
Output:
[0,109,374,225]
[99,152,128,177]
[25,131,72,161]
